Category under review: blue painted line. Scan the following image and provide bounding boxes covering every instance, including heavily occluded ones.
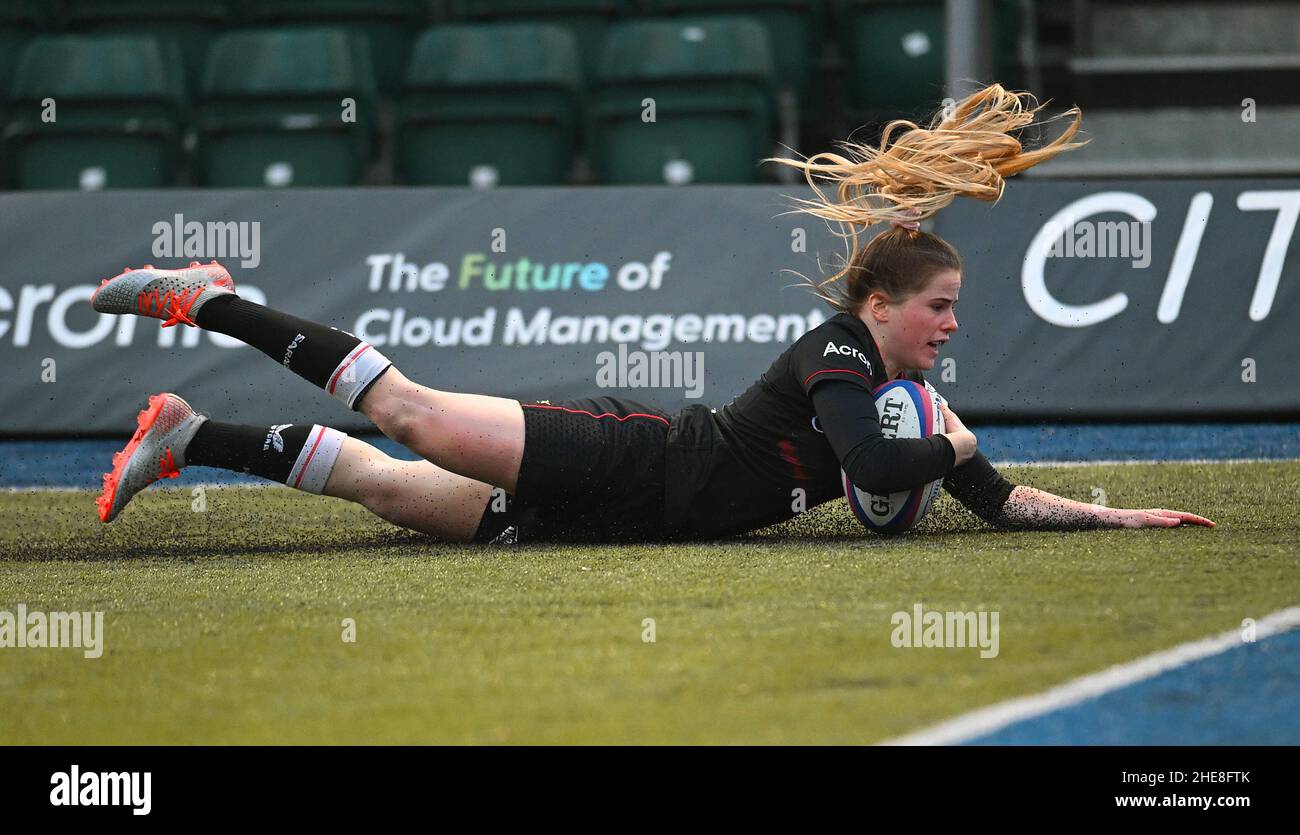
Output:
[0,423,1296,489]
[976,421,1300,463]
[965,628,1300,745]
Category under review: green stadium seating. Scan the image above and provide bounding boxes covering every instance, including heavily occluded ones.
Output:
[644,1,827,104]
[62,1,230,99]
[239,0,427,95]
[591,17,776,184]
[195,28,377,187]
[838,0,1023,119]
[0,1,48,166]
[450,0,636,80]
[3,34,187,190]
[397,23,584,186]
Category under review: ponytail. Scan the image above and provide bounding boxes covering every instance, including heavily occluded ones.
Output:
[768,84,1085,309]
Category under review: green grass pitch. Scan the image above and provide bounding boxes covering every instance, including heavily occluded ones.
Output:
[2,461,1297,744]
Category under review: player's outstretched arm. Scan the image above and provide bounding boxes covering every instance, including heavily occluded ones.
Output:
[998,485,1217,530]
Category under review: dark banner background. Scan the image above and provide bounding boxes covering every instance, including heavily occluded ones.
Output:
[1,182,1296,434]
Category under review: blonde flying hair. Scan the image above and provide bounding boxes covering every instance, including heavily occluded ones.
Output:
[769,83,1086,309]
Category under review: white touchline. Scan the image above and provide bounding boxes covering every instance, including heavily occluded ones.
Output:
[992,457,1300,468]
[879,605,1300,746]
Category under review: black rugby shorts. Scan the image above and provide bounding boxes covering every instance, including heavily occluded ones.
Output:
[471,397,671,544]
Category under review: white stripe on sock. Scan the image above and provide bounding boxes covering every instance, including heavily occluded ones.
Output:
[327,343,391,410]
[286,425,347,494]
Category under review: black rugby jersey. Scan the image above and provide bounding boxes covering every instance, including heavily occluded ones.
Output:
[663,312,1010,539]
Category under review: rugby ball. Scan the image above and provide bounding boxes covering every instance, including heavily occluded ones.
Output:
[843,379,947,534]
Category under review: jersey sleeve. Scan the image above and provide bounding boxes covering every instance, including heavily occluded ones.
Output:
[790,325,875,395]
[943,450,1017,526]
[812,379,956,495]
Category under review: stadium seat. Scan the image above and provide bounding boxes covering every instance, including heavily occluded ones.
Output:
[2,34,187,190]
[1069,0,1300,108]
[62,1,231,99]
[837,0,1023,120]
[449,0,636,80]
[643,1,827,104]
[0,1,48,160]
[195,28,378,187]
[591,17,777,184]
[1027,106,1300,177]
[238,0,428,96]
[396,23,583,186]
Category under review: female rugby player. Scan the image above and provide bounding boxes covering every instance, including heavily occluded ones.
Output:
[89,85,1215,540]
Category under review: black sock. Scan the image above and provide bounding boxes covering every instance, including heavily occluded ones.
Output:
[186,420,314,483]
[196,296,361,390]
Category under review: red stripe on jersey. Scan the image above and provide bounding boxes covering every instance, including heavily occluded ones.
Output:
[522,403,670,426]
[803,368,870,388]
[777,439,808,482]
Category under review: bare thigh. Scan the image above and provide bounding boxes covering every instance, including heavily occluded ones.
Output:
[323,436,494,542]
[356,368,525,493]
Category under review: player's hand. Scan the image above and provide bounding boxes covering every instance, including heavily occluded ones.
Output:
[1100,507,1217,529]
[938,401,977,466]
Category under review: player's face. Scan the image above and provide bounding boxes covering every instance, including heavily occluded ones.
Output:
[893,269,961,371]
